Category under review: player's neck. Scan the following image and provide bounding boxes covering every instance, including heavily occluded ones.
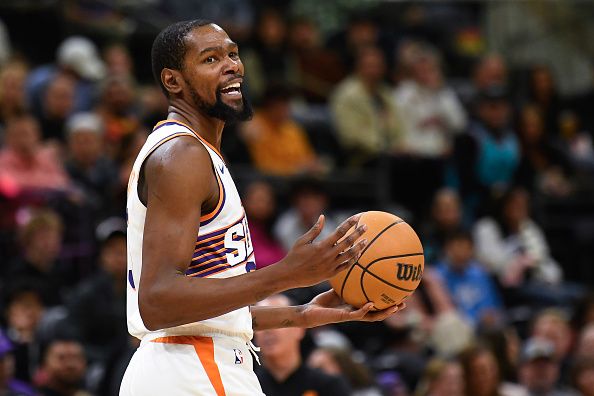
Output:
[166,103,224,151]
[265,353,301,382]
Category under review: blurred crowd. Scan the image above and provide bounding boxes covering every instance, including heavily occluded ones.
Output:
[0,1,594,396]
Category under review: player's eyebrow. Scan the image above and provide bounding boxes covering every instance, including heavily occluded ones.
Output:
[199,42,238,56]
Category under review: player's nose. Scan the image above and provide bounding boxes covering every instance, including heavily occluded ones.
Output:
[223,56,241,75]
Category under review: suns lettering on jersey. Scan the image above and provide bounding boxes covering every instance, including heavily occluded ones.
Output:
[225,216,253,266]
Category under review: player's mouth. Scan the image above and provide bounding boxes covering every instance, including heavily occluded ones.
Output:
[219,82,242,99]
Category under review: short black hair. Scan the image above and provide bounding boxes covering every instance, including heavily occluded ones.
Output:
[444,229,473,246]
[151,19,214,96]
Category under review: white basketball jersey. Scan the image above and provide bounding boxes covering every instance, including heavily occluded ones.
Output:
[126,120,256,342]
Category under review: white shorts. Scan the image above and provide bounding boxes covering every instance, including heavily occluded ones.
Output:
[119,335,265,396]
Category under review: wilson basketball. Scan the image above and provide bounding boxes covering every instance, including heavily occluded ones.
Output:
[329,211,424,310]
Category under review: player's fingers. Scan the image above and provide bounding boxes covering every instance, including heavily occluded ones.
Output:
[365,303,405,321]
[349,302,374,320]
[296,215,325,245]
[323,214,363,247]
[335,239,367,265]
[333,223,367,254]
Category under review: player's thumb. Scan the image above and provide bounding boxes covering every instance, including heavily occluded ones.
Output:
[298,215,325,245]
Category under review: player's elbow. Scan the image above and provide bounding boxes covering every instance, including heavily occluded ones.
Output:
[139,284,170,331]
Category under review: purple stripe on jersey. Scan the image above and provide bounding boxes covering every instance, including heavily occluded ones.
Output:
[191,249,227,263]
[195,215,244,244]
[191,263,232,278]
[194,235,225,250]
[200,179,227,227]
[186,258,228,275]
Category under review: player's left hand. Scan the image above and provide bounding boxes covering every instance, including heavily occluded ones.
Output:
[301,289,405,328]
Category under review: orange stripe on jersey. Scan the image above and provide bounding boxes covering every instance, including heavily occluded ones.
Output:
[200,169,224,223]
[193,240,225,256]
[193,245,227,258]
[151,336,226,396]
[153,120,225,162]
[195,212,245,242]
[188,252,254,278]
[190,251,227,266]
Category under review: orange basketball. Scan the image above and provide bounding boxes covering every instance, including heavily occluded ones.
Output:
[329,211,424,310]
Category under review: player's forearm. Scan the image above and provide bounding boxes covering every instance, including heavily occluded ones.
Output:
[139,262,296,330]
[250,305,307,330]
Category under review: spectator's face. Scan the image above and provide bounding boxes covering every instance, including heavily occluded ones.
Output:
[102,78,134,113]
[244,182,275,222]
[467,352,499,396]
[356,48,386,85]
[255,296,304,362]
[520,107,544,143]
[413,57,442,88]
[576,367,594,396]
[295,191,327,226]
[27,226,63,265]
[477,100,510,130]
[44,341,86,388]
[577,327,594,358]
[503,191,529,230]
[430,362,465,396]
[289,21,320,50]
[44,75,75,119]
[6,117,41,158]
[7,291,44,335]
[432,191,461,230]
[307,349,341,376]
[258,11,286,47]
[104,45,133,77]
[474,56,507,89]
[348,21,377,49]
[531,67,555,98]
[532,315,572,360]
[68,130,103,167]
[520,358,559,393]
[445,239,473,269]
[0,354,15,387]
[0,66,27,109]
[101,236,127,277]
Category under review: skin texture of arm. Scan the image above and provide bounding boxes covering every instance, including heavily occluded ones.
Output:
[138,136,368,331]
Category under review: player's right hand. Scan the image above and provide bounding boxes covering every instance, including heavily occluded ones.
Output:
[280,214,368,288]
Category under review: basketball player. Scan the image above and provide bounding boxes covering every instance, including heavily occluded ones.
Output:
[120,20,404,396]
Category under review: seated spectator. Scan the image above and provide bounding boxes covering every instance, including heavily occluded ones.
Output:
[95,75,140,158]
[0,113,70,196]
[414,358,465,396]
[458,53,508,109]
[36,73,75,143]
[460,344,528,396]
[518,338,577,396]
[37,336,90,396]
[255,294,352,396]
[0,61,28,131]
[102,43,134,79]
[288,17,346,104]
[571,357,594,396]
[26,36,105,114]
[473,187,563,289]
[575,323,594,359]
[530,309,573,383]
[393,42,467,159]
[330,46,402,166]
[450,85,519,217]
[3,281,46,385]
[0,332,36,396]
[274,177,339,252]
[243,180,286,269]
[435,230,503,327]
[240,84,323,176]
[64,112,119,216]
[7,209,66,306]
[421,188,464,265]
[524,65,566,138]
[515,105,573,197]
[307,346,382,396]
[66,223,127,364]
[391,43,467,214]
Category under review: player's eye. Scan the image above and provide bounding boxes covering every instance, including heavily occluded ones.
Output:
[229,51,239,59]
[205,56,217,64]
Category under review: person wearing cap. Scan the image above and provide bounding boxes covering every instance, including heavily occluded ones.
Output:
[449,84,520,217]
[26,36,106,115]
[0,331,37,396]
[64,112,119,215]
[518,338,578,396]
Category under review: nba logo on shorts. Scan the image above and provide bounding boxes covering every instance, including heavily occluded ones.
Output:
[233,349,243,364]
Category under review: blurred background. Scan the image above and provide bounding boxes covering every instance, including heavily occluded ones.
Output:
[0,1,593,395]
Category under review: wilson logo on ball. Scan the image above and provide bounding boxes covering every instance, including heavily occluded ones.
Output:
[396,263,423,282]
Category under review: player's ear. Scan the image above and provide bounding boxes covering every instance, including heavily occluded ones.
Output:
[161,68,183,95]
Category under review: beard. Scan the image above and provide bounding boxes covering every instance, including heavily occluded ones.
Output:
[186,79,253,124]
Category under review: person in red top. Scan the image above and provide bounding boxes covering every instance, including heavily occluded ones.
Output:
[0,113,70,197]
